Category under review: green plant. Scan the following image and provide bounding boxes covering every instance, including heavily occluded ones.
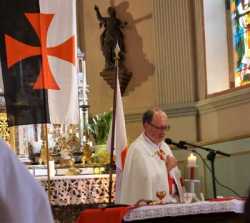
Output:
[88,112,112,145]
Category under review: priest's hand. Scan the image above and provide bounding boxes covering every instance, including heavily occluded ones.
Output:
[166,155,177,171]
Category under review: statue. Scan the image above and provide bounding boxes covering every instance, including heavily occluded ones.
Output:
[94,5,127,70]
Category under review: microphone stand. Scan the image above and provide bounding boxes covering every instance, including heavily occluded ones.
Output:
[179,141,230,198]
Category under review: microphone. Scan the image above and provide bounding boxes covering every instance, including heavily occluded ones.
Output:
[165,138,187,150]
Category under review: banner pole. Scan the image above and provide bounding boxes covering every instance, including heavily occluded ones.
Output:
[43,123,51,201]
[108,44,120,204]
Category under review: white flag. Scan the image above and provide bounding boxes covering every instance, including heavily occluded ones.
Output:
[40,0,79,124]
[107,74,128,203]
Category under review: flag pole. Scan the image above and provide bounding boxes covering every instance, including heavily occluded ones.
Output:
[40,88,52,201]
[43,123,52,201]
[108,44,120,204]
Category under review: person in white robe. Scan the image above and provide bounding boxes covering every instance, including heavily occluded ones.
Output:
[0,140,53,223]
[120,108,178,205]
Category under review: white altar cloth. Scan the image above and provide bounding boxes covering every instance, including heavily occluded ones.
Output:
[124,199,245,221]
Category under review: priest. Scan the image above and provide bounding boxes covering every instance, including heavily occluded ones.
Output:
[0,140,53,223]
[120,108,178,205]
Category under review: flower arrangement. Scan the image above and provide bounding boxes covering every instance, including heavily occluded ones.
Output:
[88,111,112,145]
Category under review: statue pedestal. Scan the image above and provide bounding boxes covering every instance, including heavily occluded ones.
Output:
[100,66,132,95]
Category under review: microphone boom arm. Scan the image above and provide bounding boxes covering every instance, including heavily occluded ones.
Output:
[179,141,230,157]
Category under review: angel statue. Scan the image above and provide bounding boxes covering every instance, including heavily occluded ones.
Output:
[94,5,127,70]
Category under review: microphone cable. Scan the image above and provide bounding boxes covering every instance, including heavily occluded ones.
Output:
[191,149,241,197]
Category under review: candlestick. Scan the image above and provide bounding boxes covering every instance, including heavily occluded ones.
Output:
[49,160,55,178]
[187,153,197,179]
[83,135,86,142]
[190,167,195,179]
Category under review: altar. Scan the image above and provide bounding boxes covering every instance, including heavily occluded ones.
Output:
[37,174,115,206]
[36,174,116,223]
[76,199,245,223]
[124,199,244,222]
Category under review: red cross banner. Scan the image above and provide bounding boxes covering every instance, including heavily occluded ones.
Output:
[0,0,79,126]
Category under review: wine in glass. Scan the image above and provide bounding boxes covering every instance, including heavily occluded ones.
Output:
[156,191,166,204]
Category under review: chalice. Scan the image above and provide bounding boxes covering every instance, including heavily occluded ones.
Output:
[156,191,166,204]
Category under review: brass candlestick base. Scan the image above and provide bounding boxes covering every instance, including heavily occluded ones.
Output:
[66,159,80,175]
[39,141,51,164]
[81,143,93,164]
[66,166,80,176]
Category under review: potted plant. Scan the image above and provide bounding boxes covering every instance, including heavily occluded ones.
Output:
[88,112,112,165]
[88,111,112,145]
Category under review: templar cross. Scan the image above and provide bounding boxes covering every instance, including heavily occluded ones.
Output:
[5,13,75,90]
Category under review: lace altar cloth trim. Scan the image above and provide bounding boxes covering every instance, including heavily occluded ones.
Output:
[39,174,115,206]
[37,174,111,181]
[124,199,245,221]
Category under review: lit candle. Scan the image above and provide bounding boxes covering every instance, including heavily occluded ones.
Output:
[187,153,197,179]
[187,153,197,167]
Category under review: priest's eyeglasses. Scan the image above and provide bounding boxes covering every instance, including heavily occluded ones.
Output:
[149,122,170,131]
